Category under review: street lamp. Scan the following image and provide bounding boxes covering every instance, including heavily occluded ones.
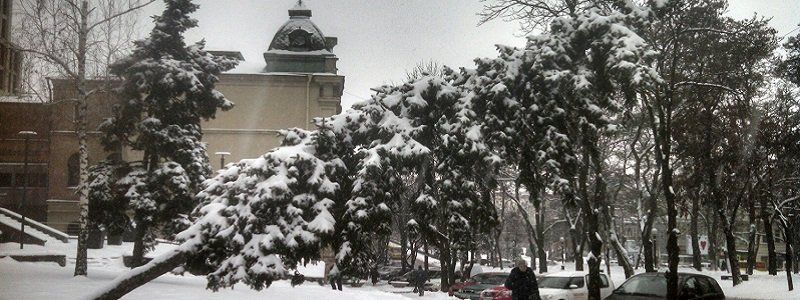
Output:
[651,228,659,268]
[560,237,566,270]
[214,151,230,169]
[17,130,37,249]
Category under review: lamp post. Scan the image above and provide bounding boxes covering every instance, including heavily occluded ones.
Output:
[214,151,230,169]
[17,130,37,249]
[560,237,566,270]
[651,228,659,268]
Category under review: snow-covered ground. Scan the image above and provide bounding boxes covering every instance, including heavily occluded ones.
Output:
[0,241,450,300]
[1,240,799,299]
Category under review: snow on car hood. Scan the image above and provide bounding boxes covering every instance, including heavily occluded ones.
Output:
[538,288,570,296]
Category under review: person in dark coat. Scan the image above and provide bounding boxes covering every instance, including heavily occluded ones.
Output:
[504,259,541,300]
[328,264,343,291]
[370,266,380,286]
[411,265,428,296]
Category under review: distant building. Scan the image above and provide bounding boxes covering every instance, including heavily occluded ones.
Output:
[0,2,344,234]
[0,0,21,94]
[0,100,50,221]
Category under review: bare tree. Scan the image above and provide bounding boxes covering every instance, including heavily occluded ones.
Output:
[477,0,612,34]
[13,0,155,276]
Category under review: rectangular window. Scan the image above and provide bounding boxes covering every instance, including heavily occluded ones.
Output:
[0,172,11,187]
[12,173,47,187]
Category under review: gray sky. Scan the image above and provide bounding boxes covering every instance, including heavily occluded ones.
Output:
[139,0,799,110]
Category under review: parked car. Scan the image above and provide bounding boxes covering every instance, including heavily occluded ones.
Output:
[606,272,725,300]
[479,271,614,300]
[377,266,404,280]
[539,271,614,300]
[387,269,440,290]
[454,272,510,300]
[478,286,512,300]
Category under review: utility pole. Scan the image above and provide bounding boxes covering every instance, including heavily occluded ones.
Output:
[17,130,37,249]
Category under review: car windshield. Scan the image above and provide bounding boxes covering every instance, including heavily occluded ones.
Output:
[539,277,584,289]
[615,275,667,297]
[473,274,508,285]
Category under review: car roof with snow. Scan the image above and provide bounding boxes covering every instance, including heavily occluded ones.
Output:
[541,271,599,277]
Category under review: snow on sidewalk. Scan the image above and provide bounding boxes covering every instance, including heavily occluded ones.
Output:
[0,257,451,300]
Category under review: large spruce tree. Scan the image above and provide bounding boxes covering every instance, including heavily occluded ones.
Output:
[99,0,237,267]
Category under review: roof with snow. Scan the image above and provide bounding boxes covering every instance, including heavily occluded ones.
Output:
[268,0,333,53]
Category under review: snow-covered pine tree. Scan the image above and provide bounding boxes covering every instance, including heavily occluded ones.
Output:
[325,74,501,289]
[87,160,131,240]
[522,3,658,298]
[462,1,659,298]
[99,0,238,267]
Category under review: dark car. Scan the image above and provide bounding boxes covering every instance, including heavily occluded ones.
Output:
[606,272,725,300]
[388,269,440,290]
[453,272,510,300]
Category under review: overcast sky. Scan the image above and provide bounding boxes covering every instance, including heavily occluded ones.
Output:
[139,0,799,110]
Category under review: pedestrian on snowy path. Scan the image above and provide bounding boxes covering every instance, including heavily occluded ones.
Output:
[504,259,541,300]
[328,264,343,291]
[370,267,380,286]
[411,265,428,296]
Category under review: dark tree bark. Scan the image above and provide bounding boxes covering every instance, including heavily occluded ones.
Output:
[746,198,758,275]
[786,233,794,290]
[534,194,548,274]
[691,193,702,271]
[130,223,148,268]
[92,250,185,300]
[762,206,777,275]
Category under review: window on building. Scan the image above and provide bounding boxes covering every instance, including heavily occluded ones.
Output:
[67,153,80,187]
[333,84,342,97]
[319,85,325,97]
[10,48,19,94]
[0,172,12,187]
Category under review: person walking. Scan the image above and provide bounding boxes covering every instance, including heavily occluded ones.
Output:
[412,265,428,296]
[370,266,380,286]
[504,259,541,300]
[328,263,343,291]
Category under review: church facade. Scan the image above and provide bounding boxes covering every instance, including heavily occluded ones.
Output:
[0,2,344,234]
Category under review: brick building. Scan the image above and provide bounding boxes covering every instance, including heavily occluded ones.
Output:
[0,0,21,94]
[0,2,344,234]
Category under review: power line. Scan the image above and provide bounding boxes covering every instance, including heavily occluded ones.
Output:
[344,89,368,101]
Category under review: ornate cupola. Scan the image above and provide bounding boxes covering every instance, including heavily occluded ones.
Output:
[264,1,338,73]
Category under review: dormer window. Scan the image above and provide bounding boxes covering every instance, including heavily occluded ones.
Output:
[289,29,311,49]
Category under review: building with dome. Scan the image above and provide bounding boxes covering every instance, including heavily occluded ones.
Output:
[200,1,345,166]
[0,1,345,234]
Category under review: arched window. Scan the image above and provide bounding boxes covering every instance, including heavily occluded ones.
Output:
[67,153,79,187]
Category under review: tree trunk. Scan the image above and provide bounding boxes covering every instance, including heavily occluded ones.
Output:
[424,240,429,272]
[786,229,794,291]
[466,250,475,281]
[642,230,654,272]
[400,222,409,273]
[708,207,719,271]
[73,0,91,277]
[658,118,680,299]
[720,212,742,286]
[746,200,758,275]
[581,149,603,300]
[572,228,584,271]
[130,222,148,268]
[603,204,634,278]
[691,194,702,271]
[763,211,777,275]
[534,196,547,273]
[91,249,186,300]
